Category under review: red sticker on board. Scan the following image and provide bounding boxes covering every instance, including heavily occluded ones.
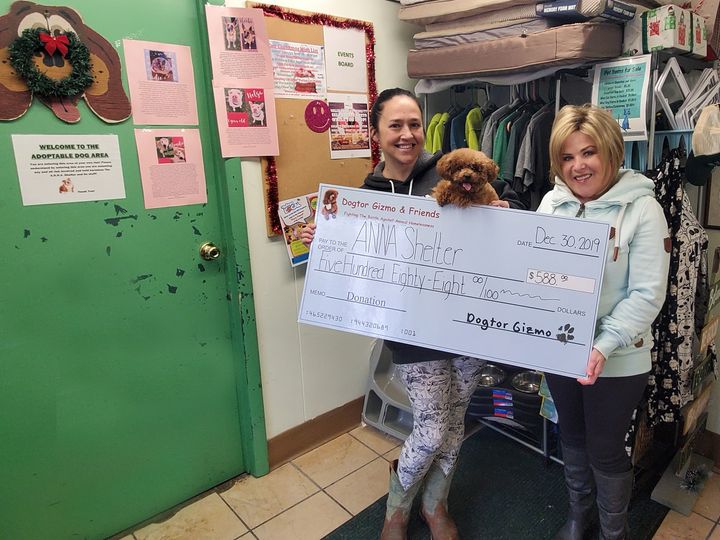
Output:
[305,100,332,133]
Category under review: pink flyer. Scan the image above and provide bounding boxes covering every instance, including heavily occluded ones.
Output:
[134,129,207,209]
[123,40,199,126]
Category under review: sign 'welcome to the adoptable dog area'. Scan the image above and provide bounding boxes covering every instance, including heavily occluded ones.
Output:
[299,185,610,378]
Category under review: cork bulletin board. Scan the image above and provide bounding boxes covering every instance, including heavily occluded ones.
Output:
[248,3,378,235]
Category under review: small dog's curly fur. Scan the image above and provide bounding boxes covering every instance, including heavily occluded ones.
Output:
[432,148,500,207]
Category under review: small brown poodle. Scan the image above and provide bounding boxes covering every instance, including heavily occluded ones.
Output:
[432,148,500,207]
[321,189,339,219]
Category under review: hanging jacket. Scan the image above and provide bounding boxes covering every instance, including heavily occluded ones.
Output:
[424,112,441,153]
[537,170,670,377]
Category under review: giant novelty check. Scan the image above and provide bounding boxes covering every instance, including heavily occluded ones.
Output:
[299,185,611,377]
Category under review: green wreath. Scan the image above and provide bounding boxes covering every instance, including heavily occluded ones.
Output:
[9,28,94,98]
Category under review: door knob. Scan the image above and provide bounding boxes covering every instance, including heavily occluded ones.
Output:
[199,242,221,261]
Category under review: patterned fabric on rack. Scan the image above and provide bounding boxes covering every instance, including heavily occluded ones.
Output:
[646,149,711,425]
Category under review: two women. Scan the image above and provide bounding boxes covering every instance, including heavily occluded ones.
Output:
[540,105,670,540]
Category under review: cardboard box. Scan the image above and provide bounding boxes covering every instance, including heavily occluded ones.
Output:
[623,4,708,57]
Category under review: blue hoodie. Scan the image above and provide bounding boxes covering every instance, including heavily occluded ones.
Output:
[537,169,670,377]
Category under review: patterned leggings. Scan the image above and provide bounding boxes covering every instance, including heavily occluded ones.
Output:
[396,356,486,490]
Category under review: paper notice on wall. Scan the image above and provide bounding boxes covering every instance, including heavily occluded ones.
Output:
[205,5,279,156]
[270,40,327,99]
[205,5,273,86]
[591,55,651,141]
[12,134,125,206]
[211,84,279,157]
[323,26,368,93]
[328,93,370,159]
[123,39,199,126]
[134,129,207,209]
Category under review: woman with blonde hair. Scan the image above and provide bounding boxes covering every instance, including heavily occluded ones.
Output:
[538,104,670,540]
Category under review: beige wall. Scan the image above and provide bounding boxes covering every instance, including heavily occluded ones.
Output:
[227,0,417,438]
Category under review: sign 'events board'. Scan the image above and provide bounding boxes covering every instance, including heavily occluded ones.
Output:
[299,185,611,378]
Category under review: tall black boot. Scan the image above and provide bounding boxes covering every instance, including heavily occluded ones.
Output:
[554,445,596,540]
[593,467,633,540]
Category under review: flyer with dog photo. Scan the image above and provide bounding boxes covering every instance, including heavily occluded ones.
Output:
[205,5,279,157]
[211,84,279,157]
[123,39,199,126]
[278,192,318,267]
[205,5,272,85]
[134,129,207,209]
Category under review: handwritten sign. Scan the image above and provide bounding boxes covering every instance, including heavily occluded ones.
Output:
[299,185,610,377]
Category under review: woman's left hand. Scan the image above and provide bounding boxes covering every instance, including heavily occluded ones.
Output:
[577,348,606,385]
[490,200,509,208]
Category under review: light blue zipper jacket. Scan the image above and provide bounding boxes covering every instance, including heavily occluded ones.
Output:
[537,169,670,377]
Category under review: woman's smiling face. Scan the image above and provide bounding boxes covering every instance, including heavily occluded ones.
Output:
[560,131,614,203]
[371,95,425,173]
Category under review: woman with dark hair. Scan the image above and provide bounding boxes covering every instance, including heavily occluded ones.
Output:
[303,88,524,540]
[539,104,670,540]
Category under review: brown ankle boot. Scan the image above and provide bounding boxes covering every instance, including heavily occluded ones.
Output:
[381,460,421,540]
[420,463,459,540]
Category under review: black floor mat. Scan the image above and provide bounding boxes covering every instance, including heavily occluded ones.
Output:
[324,427,668,540]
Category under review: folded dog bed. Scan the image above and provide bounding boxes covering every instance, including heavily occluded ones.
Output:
[399,0,538,25]
[407,22,622,78]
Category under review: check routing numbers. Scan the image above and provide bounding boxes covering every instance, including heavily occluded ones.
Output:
[299,185,609,374]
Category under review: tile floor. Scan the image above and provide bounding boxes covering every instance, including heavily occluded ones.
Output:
[114,424,720,540]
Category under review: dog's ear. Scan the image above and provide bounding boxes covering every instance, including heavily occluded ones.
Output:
[436,153,452,177]
[0,1,33,120]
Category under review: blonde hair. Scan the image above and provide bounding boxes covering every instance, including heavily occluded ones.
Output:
[549,104,624,183]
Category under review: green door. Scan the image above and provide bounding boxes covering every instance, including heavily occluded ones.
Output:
[0,1,267,538]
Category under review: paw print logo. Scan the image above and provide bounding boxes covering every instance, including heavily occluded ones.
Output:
[557,323,575,344]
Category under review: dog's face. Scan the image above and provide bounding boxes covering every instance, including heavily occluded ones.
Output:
[227,89,243,109]
[250,101,264,119]
[151,57,168,73]
[437,149,498,195]
[324,190,338,206]
[156,137,170,152]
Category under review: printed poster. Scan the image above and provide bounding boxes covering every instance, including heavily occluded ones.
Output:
[123,40,199,126]
[134,129,207,209]
[212,84,279,157]
[12,134,125,206]
[205,5,279,157]
[270,40,326,99]
[278,192,318,267]
[205,5,272,84]
[328,93,370,159]
[323,26,367,93]
[591,55,651,141]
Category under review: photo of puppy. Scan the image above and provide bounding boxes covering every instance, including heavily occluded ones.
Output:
[432,148,500,208]
[321,189,339,220]
[250,101,266,127]
[241,23,257,50]
[59,178,74,194]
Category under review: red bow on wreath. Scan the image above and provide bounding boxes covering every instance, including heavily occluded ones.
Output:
[39,32,70,57]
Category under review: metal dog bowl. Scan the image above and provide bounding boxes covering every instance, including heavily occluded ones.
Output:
[478,364,505,387]
[511,371,543,393]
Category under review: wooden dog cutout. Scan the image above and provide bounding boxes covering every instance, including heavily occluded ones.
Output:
[0,1,131,123]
